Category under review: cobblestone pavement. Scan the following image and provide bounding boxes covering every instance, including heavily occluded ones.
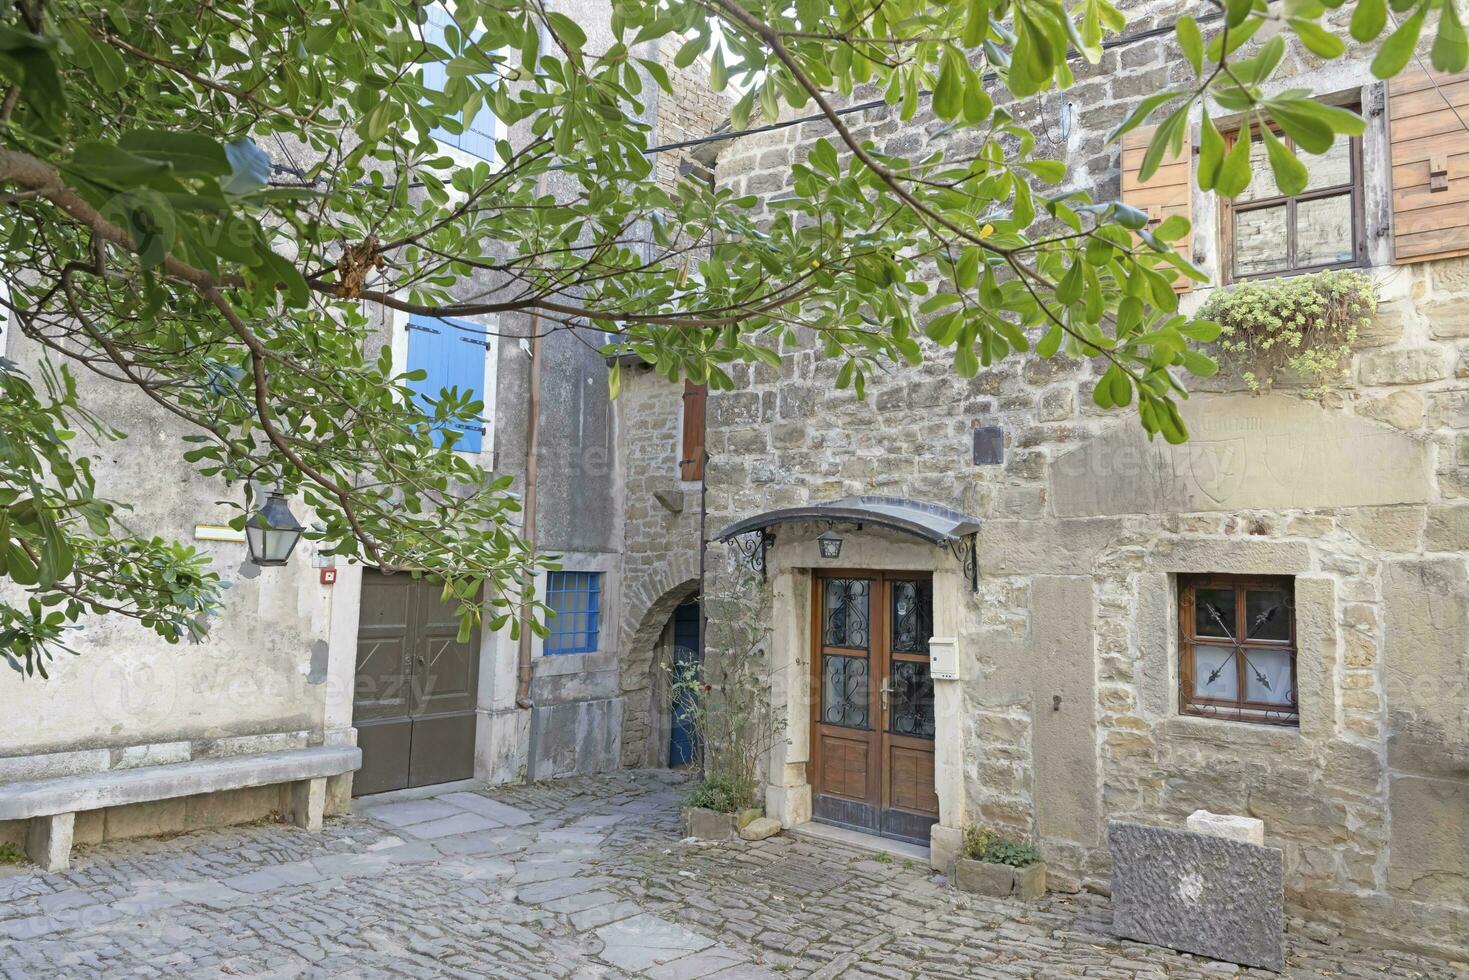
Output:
[1,770,1465,979]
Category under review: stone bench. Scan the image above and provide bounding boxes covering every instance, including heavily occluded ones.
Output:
[0,745,361,871]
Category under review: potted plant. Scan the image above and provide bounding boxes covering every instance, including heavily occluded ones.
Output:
[681,773,760,840]
[673,576,784,842]
[954,825,1046,900]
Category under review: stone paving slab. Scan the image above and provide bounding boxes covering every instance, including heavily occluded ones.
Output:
[0,769,1464,979]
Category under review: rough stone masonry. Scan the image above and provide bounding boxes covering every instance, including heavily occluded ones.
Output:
[699,0,1469,962]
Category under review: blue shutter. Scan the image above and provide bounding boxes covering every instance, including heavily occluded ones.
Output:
[406,314,489,453]
[422,3,497,160]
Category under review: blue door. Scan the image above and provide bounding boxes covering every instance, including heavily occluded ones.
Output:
[668,601,700,767]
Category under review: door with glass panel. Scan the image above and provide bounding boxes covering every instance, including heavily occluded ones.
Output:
[811,571,939,844]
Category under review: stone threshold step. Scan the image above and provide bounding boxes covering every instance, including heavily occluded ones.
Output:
[791,820,931,863]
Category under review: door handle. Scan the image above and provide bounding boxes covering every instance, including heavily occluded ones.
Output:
[880,677,891,711]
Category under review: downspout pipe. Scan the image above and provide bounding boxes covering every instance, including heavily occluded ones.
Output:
[514,301,544,709]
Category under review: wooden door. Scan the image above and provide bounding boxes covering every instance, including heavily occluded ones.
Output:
[810,572,939,844]
[353,571,481,795]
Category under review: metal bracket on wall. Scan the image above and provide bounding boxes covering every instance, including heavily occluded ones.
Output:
[944,533,979,593]
[730,529,775,581]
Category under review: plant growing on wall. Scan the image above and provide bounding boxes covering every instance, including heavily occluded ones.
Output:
[0,0,1453,671]
[670,576,784,812]
[1197,270,1376,396]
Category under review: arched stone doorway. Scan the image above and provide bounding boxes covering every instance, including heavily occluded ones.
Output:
[619,553,700,768]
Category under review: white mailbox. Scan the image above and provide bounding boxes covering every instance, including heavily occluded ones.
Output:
[929,636,958,681]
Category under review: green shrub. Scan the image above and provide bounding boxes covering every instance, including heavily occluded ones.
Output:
[0,842,22,865]
[687,773,750,814]
[1196,269,1375,397]
[961,824,1040,867]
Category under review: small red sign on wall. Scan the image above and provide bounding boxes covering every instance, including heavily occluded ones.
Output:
[320,568,338,586]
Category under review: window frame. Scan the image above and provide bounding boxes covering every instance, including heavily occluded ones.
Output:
[543,571,603,655]
[1219,116,1366,283]
[1177,574,1299,727]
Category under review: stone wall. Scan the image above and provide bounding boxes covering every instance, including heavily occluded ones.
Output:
[610,57,730,768]
[703,12,1469,961]
[614,365,702,768]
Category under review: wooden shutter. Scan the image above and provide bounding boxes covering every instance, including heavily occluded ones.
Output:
[1388,64,1469,263]
[406,313,487,453]
[1121,125,1194,291]
[679,381,706,481]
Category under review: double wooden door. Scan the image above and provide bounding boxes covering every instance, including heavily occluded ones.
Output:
[352,570,481,796]
[810,571,939,845]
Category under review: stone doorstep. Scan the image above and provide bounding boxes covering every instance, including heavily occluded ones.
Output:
[789,820,931,863]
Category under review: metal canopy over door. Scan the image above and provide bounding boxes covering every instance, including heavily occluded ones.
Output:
[353,570,481,796]
[810,571,939,845]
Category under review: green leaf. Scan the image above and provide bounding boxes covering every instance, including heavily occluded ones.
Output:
[1216,128,1254,197]
[1197,112,1224,191]
[1109,91,1176,144]
[1433,0,1469,73]
[1372,7,1426,78]
[118,129,230,177]
[68,141,171,188]
[674,35,703,69]
[1176,16,1204,75]
[1261,126,1308,195]
[1226,0,1256,28]
[1351,0,1386,41]
[546,12,587,50]
[933,49,965,120]
[1289,17,1346,58]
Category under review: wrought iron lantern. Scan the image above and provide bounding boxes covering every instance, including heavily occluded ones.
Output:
[245,490,304,567]
[817,529,843,559]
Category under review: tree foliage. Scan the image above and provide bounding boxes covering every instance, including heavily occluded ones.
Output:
[0,0,1454,672]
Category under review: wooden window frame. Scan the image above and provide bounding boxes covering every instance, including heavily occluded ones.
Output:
[1219,116,1367,283]
[1178,574,1299,727]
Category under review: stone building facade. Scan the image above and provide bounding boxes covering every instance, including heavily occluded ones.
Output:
[0,4,716,860]
[701,7,1469,962]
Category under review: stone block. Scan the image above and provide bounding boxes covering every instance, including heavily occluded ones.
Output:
[1185,810,1265,846]
[185,784,282,830]
[25,813,74,872]
[287,778,327,831]
[1423,298,1469,339]
[955,858,1014,896]
[682,806,734,840]
[104,798,187,841]
[1356,300,1408,347]
[527,698,624,780]
[1341,505,1424,551]
[1358,348,1447,386]
[1388,775,1469,904]
[1425,504,1469,551]
[1051,394,1431,516]
[1382,559,1469,776]
[1359,390,1424,431]
[1108,821,1283,972]
[978,518,1123,574]
[1013,862,1047,900]
[739,817,781,841]
[734,807,763,831]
